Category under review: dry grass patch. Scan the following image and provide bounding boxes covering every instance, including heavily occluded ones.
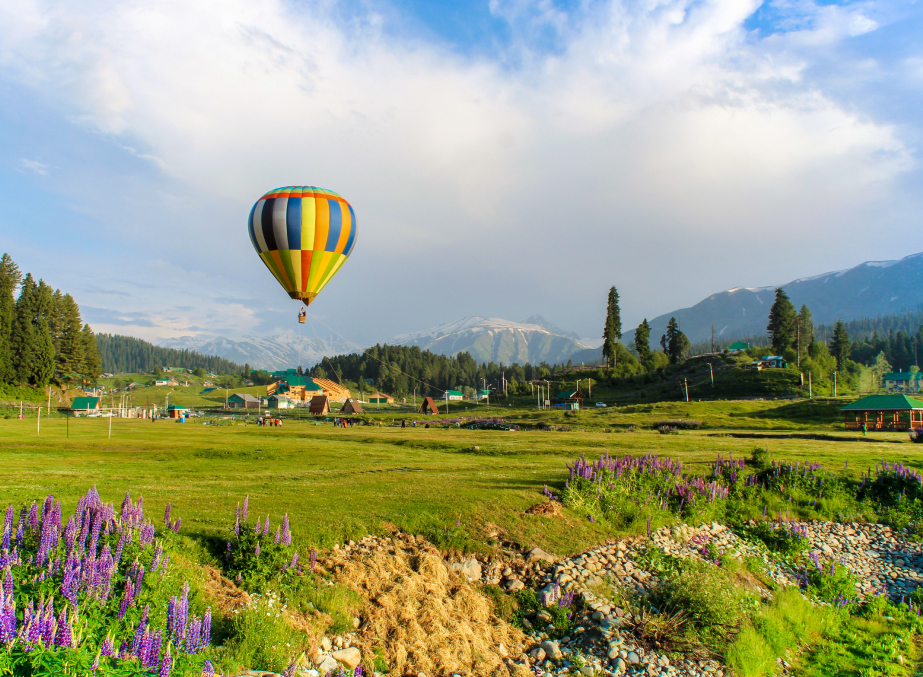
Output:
[328,537,530,676]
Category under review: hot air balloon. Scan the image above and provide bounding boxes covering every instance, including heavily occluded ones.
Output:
[248,186,357,321]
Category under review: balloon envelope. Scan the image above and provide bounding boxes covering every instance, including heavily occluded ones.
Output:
[248,186,357,304]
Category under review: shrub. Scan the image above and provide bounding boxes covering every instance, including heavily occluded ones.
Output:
[739,520,810,557]
[797,554,859,607]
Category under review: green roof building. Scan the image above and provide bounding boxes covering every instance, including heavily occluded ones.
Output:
[883,372,923,392]
[445,390,464,400]
[70,396,100,412]
[727,341,750,352]
[840,394,923,431]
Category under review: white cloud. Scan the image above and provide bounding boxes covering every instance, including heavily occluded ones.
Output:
[19,158,49,175]
[0,0,915,340]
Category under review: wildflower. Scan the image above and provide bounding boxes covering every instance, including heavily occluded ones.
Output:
[159,644,172,677]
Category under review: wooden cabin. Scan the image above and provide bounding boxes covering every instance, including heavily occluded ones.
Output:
[418,397,439,415]
[840,394,923,432]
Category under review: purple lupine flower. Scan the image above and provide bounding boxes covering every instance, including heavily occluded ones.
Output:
[255,542,261,557]
[54,608,71,647]
[201,608,211,647]
[118,579,134,620]
[281,514,290,541]
[28,502,38,532]
[158,644,172,677]
[101,634,114,656]
[201,659,215,677]
[254,517,262,535]
[354,667,363,677]
[91,652,99,672]
[3,568,12,598]
[172,518,181,534]
[132,606,150,656]
[236,573,242,584]
[234,519,240,537]
[148,630,163,668]
[225,542,232,561]
[262,516,270,537]
[160,555,170,580]
[114,533,125,564]
[242,496,249,522]
[288,552,299,571]
[165,503,172,525]
[274,527,281,544]
[282,658,299,677]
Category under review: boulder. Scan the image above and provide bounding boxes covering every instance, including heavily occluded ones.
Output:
[527,547,557,564]
[332,647,362,670]
[540,640,562,660]
[451,557,482,581]
[317,655,339,673]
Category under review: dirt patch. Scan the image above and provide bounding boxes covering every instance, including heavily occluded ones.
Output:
[326,535,530,676]
[201,565,251,615]
[525,500,563,518]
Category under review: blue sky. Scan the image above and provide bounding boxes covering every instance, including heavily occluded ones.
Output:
[0,0,921,345]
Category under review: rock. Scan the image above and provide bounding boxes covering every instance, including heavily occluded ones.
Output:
[451,558,482,581]
[540,640,562,660]
[626,651,640,664]
[529,647,546,662]
[527,547,557,563]
[321,637,332,651]
[332,647,362,670]
[581,667,594,676]
[506,578,525,591]
[317,656,339,673]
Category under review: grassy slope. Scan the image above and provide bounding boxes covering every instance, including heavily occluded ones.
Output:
[0,400,918,558]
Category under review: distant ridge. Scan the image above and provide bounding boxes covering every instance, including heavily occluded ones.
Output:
[390,315,594,365]
[158,332,354,371]
[648,252,923,345]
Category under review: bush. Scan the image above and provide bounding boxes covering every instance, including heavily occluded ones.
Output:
[739,520,810,557]
[798,554,860,607]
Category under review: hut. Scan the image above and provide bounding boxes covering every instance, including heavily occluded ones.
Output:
[167,404,189,419]
[341,398,364,414]
[70,396,101,415]
[840,394,923,432]
[267,394,294,409]
[309,395,331,415]
[418,397,439,415]
[228,393,260,409]
[368,393,394,404]
[554,391,582,410]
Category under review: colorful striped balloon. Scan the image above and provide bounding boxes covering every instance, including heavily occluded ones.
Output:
[248,186,358,304]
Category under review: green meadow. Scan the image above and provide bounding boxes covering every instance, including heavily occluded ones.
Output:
[1,399,919,556]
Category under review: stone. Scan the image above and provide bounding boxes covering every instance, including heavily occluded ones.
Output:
[581,667,594,676]
[527,547,557,563]
[316,656,339,673]
[332,647,362,670]
[626,651,640,664]
[540,640,562,660]
[506,579,525,591]
[451,558,482,581]
[321,637,332,651]
[529,647,546,662]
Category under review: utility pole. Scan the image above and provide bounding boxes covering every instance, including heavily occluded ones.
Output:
[834,371,837,397]
[37,407,40,436]
[797,322,801,368]
[710,325,715,354]
[709,363,714,387]
[809,372,813,398]
[108,409,112,439]
[47,387,51,416]
[684,378,689,402]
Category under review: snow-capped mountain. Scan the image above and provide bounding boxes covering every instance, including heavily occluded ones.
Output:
[391,315,601,365]
[158,331,356,371]
[648,252,923,344]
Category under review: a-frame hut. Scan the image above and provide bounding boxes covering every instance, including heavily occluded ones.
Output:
[341,398,364,414]
[309,395,331,415]
[418,397,439,415]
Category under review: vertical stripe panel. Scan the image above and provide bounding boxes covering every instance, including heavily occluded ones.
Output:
[272,197,289,250]
[325,200,343,252]
[269,250,294,291]
[286,198,302,252]
[342,204,358,257]
[300,250,313,293]
[301,197,316,250]
[280,248,297,293]
[313,199,330,252]
[332,201,350,254]
[247,202,259,252]
[253,200,270,252]
[261,198,278,250]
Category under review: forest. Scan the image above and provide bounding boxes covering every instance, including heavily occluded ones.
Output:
[0,253,101,389]
[96,333,245,375]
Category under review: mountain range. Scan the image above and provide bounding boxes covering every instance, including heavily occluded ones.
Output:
[158,332,354,371]
[648,252,923,345]
[390,315,601,365]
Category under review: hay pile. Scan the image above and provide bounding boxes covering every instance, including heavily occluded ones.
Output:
[325,535,530,677]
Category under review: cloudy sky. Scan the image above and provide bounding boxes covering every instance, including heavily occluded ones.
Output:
[0,0,920,346]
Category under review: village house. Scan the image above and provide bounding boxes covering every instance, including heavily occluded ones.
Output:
[883,372,923,393]
[227,393,260,409]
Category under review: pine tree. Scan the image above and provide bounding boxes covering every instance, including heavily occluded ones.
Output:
[9,274,36,384]
[601,287,622,371]
[830,320,850,371]
[767,288,798,355]
[665,317,690,364]
[81,324,101,381]
[797,305,814,364]
[0,254,21,383]
[634,319,652,364]
[56,294,85,382]
[31,318,55,387]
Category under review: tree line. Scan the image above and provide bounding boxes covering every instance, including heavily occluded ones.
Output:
[96,333,245,375]
[0,254,101,389]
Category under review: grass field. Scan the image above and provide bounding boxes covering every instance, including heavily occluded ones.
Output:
[2,399,920,558]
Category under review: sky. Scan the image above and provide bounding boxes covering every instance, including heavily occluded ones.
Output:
[0,0,921,347]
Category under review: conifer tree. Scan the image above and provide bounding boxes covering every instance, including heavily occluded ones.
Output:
[767,288,797,354]
[31,318,55,387]
[56,294,85,381]
[0,254,21,382]
[601,287,622,371]
[81,324,101,381]
[664,317,690,364]
[9,274,36,384]
[830,320,850,371]
[634,319,652,364]
[797,305,814,364]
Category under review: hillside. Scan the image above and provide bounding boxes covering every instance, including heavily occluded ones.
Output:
[158,331,354,371]
[649,251,923,344]
[97,333,245,374]
[390,315,596,365]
